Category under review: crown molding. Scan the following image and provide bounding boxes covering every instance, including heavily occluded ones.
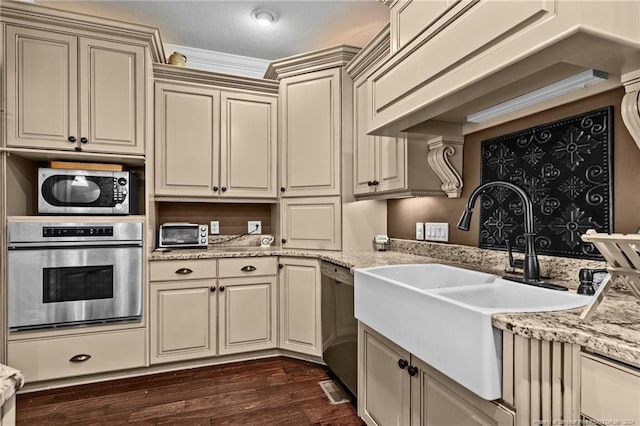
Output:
[264,45,361,80]
[345,23,391,80]
[0,1,166,63]
[153,63,279,95]
[164,44,270,79]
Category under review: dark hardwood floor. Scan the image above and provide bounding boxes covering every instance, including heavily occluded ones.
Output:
[16,357,364,425]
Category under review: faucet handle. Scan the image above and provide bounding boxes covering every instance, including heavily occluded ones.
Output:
[506,239,524,270]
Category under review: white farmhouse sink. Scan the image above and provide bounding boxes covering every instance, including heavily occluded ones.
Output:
[354,264,590,400]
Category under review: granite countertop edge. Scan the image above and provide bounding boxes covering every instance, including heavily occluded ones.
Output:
[149,247,640,367]
[0,364,24,407]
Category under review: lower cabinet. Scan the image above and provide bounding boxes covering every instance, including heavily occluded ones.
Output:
[359,323,514,426]
[279,257,322,356]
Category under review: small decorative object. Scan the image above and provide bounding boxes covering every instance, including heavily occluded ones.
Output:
[260,235,274,248]
[480,106,613,259]
[167,51,187,67]
[372,235,390,251]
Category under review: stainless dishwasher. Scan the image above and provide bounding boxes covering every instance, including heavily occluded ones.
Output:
[321,261,357,397]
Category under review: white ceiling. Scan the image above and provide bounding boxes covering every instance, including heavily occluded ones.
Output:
[35,0,391,61]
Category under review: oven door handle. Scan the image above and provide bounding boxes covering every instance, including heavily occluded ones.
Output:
[69,354,91,363]
[8,241,143,249]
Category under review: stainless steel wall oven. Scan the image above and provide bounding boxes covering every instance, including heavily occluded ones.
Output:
[8,221,143,331]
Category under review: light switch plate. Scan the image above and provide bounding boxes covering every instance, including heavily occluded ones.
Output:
[425,222,449,242]
[210,221,220,235]
[416,222,425,240]
[248,221,262,234]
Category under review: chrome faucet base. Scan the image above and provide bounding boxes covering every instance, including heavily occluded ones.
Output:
[501,276,568,292]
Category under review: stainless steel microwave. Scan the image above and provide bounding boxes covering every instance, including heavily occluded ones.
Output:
[38,168,138,215]
[158,223,209,248]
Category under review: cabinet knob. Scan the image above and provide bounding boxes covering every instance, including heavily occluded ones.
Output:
[367,181,373,187]
[280,187,286,192]
[69,354,91,363]
[74,146,82,152]
[241,265,257,272]
[80,137,88,144]
[281,238,287,244]
[175,268,193,275]
[372,180,379,186]
[213,186,219,192]
[407,365,418,377]
[221,187,227,192]
[210,286,216,292]
[68,136,76,143]
[219,286,225,292]
[398,359,408,369]
[278,263,283,269]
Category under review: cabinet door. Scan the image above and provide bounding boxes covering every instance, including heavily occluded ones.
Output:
[220,91,277,198]
[5,26,78,149]
[353,78,376,195]
[376,136,406,193]
[281,196,341,250]
[411,357,514,426]
[279,258,322,356]
[359,323,411,426]
[280,68,341,197]
[218,276,277,355]
[155,82,220,197]
[79,38,145,154]
[150,280,217,364]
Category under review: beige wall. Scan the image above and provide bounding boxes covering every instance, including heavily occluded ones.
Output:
[388,88,640,245]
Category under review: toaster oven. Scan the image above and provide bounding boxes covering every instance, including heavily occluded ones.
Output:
[158,223,208,248]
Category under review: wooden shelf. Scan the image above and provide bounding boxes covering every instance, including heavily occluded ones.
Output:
[1,147,146,167]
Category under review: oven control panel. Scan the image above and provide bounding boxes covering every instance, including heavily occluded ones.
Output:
[42,226,114,237]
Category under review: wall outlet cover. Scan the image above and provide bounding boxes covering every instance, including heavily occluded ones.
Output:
[248,220,262,234]
[210,221,220,235]
[416,222,425,240]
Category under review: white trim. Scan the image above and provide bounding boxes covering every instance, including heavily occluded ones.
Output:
[164,43,270,78]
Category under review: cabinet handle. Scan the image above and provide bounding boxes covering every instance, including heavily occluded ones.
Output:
[407,365,418,377]
[398,359,408,369]
[219,286,225,292]
[175,268,193,275]
[281,238,287,244]
[241,265,257,272]
[221,187,227,192]
[68,136,76,143]
[213,186,219,192]
[69,354,91,363]
[210,286,216,292]
[278,263,283,269]
[280,187,286,192]
[80,137,88,144]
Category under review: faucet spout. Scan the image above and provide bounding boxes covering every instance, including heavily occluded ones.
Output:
[457,180,540,282]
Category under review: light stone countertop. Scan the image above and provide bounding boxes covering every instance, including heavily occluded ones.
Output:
[148,242,640,368]
[0,363,24,408]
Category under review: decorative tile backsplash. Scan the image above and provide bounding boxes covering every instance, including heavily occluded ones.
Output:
[479,106,613,259]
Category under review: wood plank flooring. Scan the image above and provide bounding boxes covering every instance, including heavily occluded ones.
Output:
[16,357,364,425]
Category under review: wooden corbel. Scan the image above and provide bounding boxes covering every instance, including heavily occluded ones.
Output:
[621,70,640,152]
[426,136,464,198]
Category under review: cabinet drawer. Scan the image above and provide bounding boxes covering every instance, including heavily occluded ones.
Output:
[581,353,640,423]
[7,329,146,382]
[218,257,277,278]
[150,259,217,281]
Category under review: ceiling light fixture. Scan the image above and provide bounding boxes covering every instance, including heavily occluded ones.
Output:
[466,69,608,124]
[251,8,278,26]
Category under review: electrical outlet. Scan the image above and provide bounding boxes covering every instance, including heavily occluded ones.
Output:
[248,221,262,234]
[416,222,425,240]
[210,221,220,235]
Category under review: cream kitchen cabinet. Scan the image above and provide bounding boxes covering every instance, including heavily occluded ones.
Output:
[218,257,277,355]
[278,257,322,357]
[359,323,514,426]
[149,259,218,364]
[5,25,146,155]
[155,77,277,199]
[279,68,341,197]
[280,196,342,250]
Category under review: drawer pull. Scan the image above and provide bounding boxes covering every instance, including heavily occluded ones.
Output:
[69,354,91,363]
[175,268,194,275]
[241,265,257,272]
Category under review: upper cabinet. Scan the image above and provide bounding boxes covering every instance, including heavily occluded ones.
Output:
[153,65,279,200]
[4,24,149,155]
[279,68,341,197]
